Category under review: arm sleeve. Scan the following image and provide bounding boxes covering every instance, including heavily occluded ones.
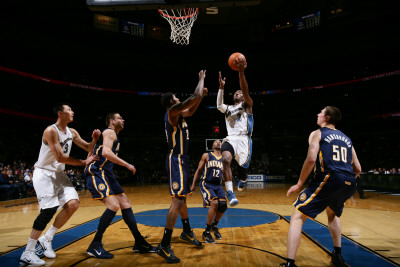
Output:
[217,89,228,113]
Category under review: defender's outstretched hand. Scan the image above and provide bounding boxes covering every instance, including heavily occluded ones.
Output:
[219,72,226,89]
[199,70,206,79]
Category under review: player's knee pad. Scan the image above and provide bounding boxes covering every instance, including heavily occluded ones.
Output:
[33,206,58,231]
[218,200,227,213]
[238,167,248,181]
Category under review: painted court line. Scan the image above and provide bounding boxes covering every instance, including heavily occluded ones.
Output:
[0,216,122,267]
[284,216,397,267]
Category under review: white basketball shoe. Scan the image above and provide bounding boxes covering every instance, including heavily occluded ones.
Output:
[19,250,45,266]
[37,235,56,258]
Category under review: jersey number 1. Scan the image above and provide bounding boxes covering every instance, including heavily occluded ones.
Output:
[332,145,347,163]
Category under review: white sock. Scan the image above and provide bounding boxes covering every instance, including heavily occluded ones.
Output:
[225,181,233,192]
[26,238,37,252]
[44,225,58,241]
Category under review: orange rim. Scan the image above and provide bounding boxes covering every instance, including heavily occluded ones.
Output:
[158,8,199,20]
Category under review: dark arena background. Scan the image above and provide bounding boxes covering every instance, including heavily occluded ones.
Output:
[0,0,399,266]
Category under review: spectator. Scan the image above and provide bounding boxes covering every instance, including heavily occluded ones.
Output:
[0,169,17,200]
[6,169,23,198]
[25,170,35,196]
[14,169,27,197]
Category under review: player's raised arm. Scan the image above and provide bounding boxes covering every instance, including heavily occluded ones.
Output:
[101,129,136,174]
[70,128,101,152]
[169,70,206,123]
[287,129,321,197]
[191,153,209,192]
[236,58,253,111]
[217,71,228,113]
[44,127,98,166]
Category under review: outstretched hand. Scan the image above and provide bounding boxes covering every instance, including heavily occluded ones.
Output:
[218,71,226,89]
[286,184,302,197]
[199,70,206,80]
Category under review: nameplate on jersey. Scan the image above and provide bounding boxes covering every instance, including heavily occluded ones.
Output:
[207,160,223,169]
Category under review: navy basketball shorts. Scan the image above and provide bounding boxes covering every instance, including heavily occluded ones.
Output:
[200,181,226,207]
[86,169,124,200]
[293,172,356,218]
[166,153,191,197]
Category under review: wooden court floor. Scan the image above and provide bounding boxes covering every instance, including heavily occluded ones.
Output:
[1,183,399,266]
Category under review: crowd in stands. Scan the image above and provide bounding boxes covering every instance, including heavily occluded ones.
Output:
[0,161,34,201]
[367,168,400,175]
[1,154,399,202]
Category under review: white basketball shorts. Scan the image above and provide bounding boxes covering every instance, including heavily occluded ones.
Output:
[33,168,79,210]
[223,135,252,168]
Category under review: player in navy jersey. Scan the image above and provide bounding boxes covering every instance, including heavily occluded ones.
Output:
[281,106,361,267]
[156,70,207,264]
[85,113,155,260]
[191,139,227,243]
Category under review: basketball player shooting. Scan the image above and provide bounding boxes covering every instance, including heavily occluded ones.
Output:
[217,57,254,206]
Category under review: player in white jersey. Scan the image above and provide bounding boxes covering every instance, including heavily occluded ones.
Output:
[20,103,100,267]
[217,57,253,206]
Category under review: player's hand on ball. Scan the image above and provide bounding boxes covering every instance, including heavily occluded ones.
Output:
[235,57,247,71]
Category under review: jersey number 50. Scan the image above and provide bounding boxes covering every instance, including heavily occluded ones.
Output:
[332,145,347,163]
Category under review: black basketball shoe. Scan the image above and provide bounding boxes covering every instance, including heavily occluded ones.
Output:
[211,225,222,240]
[331,252,346,267]
[155,244,180,264]
[133,239,157,253]
[180,230,202,247]
[202,231,216,243]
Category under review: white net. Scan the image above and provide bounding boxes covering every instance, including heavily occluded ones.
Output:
[158,8,199,45]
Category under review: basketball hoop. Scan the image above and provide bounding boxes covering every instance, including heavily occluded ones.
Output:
[158,8,199,45]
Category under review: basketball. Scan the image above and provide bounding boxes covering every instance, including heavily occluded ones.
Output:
[228,52,246,71]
